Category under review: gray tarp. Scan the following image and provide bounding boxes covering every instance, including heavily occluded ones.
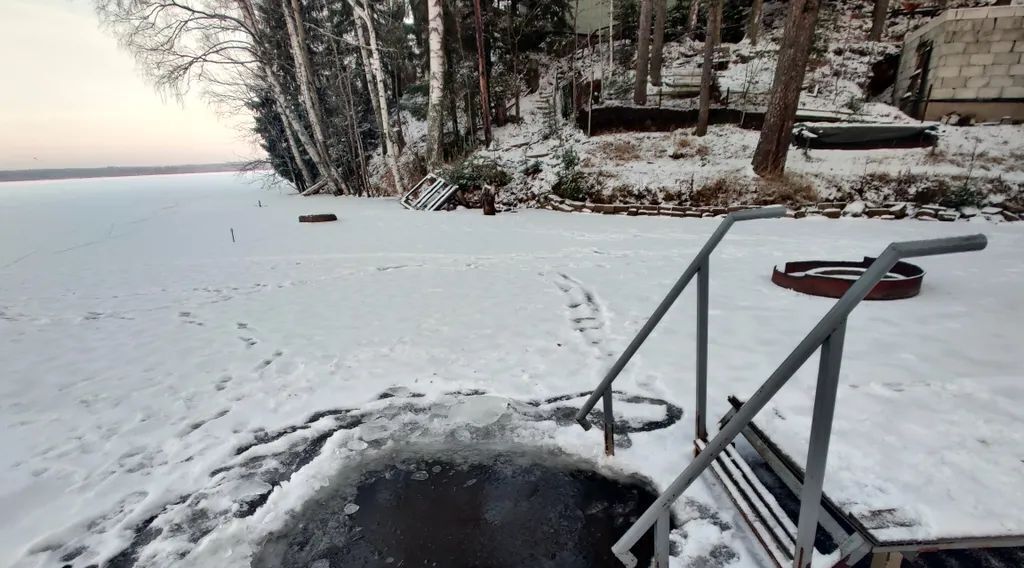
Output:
[792,123,939,149]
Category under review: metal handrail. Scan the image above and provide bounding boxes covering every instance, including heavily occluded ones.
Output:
[575,205,788,454]
[607,234,988,568]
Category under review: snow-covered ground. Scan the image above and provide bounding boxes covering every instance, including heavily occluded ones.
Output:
[2,173,1022,567]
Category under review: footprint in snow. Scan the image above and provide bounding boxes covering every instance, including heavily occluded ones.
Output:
[552,273,613,358]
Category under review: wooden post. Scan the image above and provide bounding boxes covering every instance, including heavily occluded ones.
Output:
[482,185,496,215]
[869,552,903,568]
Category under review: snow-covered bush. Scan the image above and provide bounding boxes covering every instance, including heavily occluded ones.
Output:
[442,156,512,191]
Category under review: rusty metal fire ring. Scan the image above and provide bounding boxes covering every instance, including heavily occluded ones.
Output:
[772,257,924,300]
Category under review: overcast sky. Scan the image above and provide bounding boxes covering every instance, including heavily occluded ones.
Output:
[0,0,257,170]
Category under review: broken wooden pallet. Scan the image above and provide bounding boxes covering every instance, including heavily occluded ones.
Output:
[400,173,460,211]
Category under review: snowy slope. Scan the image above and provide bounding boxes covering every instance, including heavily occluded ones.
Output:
[1,173,1022,567]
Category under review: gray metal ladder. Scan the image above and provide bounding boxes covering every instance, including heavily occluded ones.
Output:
[574,214,988,568]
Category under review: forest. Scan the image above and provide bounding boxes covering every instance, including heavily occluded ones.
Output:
[97,0,1018,212]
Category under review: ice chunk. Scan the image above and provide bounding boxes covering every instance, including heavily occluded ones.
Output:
[359,418,393,442]
[445,395,512,426]
[411,471,429,481]
[346,439,369,451]
[343,503,360,515]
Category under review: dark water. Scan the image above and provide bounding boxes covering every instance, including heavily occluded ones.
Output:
[252,450,662,568]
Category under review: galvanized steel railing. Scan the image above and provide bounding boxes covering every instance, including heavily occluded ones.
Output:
[583,234,988,568]
[575,205,788,454]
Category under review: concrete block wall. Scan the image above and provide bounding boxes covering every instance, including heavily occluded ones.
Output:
[895,6,1024,114]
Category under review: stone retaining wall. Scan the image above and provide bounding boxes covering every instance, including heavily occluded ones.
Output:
[541,195,1021,223]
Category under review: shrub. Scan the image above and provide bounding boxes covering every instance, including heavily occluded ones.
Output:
[552,171,594,202]
[522,160,543,177]
[668,135,710,159]
[551,146,602,202]
[399,84,429,121]
[599,139,641,163]
[941,181,982,209]
[558,146,579,171]
[756,174,819,206]
[442,156,512,191]
[691,175,744,206]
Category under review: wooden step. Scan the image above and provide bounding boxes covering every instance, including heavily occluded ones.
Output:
[698,438,796,568]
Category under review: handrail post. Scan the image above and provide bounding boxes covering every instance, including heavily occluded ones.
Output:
[655,510,671,568]
[793,320,847,568]
[603,388,615,456]
[696,259,710,441]
[574,205,787,431]
[610,235,986,567]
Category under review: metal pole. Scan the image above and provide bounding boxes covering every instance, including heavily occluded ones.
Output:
[576,207,786,430]
[603,388,615,456]
[696,259,710,441]
[793,321,847,568]
[610,235,987,567]
[655,510,671,568]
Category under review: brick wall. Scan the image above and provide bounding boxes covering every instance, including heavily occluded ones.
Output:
[895,6,1024,119]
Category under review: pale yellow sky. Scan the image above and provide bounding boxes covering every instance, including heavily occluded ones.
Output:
[0,0,257,170]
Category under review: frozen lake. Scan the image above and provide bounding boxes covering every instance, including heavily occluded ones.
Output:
[1,173,1022,567]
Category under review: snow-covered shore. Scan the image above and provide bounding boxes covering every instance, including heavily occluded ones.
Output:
[2,173,1022,567]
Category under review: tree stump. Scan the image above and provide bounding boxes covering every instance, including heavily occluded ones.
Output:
[298,213,338,223]
[482,186,496,216]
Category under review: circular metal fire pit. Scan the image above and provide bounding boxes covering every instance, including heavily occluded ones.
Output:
[772,257,924,300]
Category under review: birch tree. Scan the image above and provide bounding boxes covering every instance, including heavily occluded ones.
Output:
[687,0,702,36]
[752,0,822,177]
[95,0,333,193]
[349,0,404,192]
[426,0,445,167]
[280,0,348,194]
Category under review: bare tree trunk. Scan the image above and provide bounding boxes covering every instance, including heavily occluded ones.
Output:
[650,0,667,86]
[751,0,822,178]
[426,0,445,168]
[747,0,763,44]
[235,0,321,192]
[687,0,702,36]
[711,0,722,45]
[472,0,493,145]
[696,0,721,136]
[279,100,314,188]
[266,69,338,195]
[572,0,579,110]
[354,16,384,145]
[281,0,347,194]
[609,0,615,67]
[633,0,653,105]
[508,0,521,118]
[869,0,888,42]
[341,62,371,195]
[351,0,405,192]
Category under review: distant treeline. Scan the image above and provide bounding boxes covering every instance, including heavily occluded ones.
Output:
[0,163,246,183]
